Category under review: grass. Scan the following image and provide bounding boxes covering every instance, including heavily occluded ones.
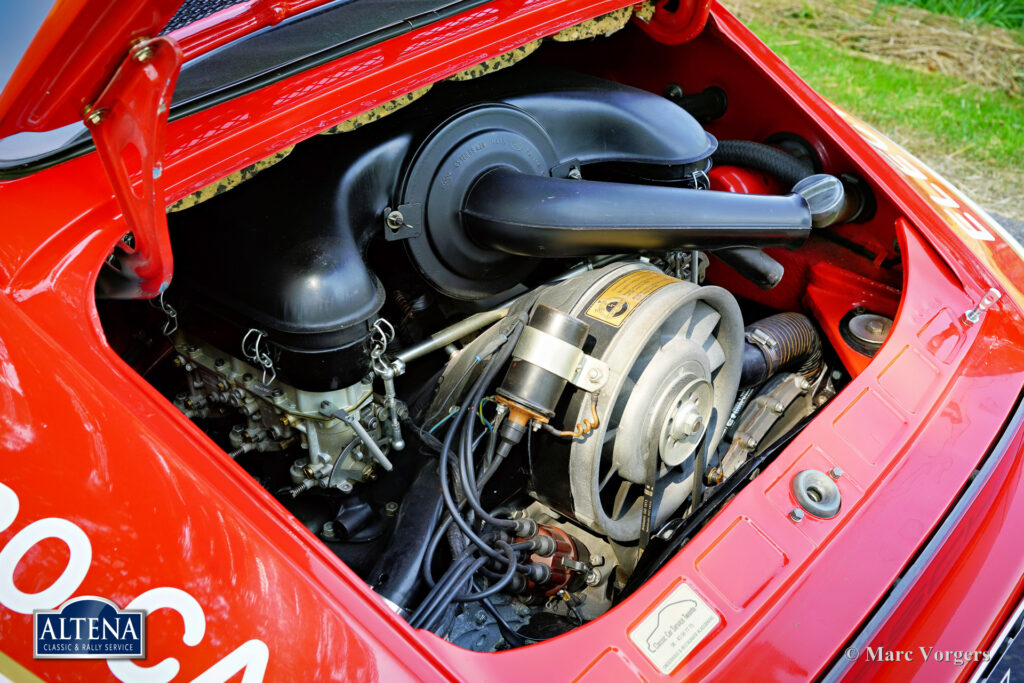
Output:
[878,0,1024,30]
[745,18,1024,171]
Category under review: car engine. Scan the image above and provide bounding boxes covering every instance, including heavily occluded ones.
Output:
[100,30,896,651]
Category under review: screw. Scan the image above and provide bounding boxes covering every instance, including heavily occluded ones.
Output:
[829,466,844,480]
[771,400,785,414]
[384,502,399,517]
[743,436,759,450]
[322,521,337,539]
[663,83,684,101]
[272,388,283,397]
[132,45,154,63]
[385,210,406,231]
[796,377,811,391]
[214,358,225,367]
[588,368,603,381]
[705,467,724,485]
[789,508,805,523]
[474,610,488,626]
[590,554,605,567]
[84,107,107,125]
[585,569,601,586]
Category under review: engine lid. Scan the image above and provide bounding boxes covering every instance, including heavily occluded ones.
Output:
[0,0,182,138]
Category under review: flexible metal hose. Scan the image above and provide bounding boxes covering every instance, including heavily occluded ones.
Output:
[740,313,822,387]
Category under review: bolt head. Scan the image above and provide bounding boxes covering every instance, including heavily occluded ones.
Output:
[322,521,336,539]
[670,405,703,441]
[84,108,106,125]
[829,466,844,480]
[385,210,405,231]
[132,45,154,62]
[789,508,805,522]
[588,368,603,381]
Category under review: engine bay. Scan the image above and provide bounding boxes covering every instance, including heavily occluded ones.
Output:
[98,12,905,652]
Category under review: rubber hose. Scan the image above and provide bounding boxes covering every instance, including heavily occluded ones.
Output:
[712,140,814,188]
[740,313,822,387]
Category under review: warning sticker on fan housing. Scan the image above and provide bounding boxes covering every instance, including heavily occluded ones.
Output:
[629,583,720,675]
[584,270,676,327]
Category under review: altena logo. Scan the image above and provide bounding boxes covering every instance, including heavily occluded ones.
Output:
[33,596,145,659]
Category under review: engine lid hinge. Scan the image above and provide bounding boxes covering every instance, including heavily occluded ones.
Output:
[85,37,182,299]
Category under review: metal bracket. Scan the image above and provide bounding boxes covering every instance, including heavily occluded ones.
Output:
[86,37,182,299]
[514,325,609,392]
[718,373,810,479]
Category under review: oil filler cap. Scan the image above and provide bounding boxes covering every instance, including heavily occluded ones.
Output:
[791,469,841,519]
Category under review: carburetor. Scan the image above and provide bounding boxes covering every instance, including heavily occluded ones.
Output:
[170,333,398,495]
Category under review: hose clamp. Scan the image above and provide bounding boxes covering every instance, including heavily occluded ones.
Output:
[514,325,608,392]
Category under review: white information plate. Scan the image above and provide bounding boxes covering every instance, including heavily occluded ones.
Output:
[629,583,720,675]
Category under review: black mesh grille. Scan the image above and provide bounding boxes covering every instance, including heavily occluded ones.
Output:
[162,0,248,33]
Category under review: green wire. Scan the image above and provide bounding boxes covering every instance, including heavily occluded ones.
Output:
[429,407,460,434]
[478,397,495,431]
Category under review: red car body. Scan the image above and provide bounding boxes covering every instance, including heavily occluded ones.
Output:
[1,1,1023,681]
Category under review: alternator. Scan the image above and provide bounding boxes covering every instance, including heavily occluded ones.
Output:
[527,263,743,542]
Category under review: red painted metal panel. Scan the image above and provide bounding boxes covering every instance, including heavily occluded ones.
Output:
[0,1,1022,681]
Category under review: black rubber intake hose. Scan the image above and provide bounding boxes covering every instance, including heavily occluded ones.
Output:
[716,247,785,290]
[462,168,813,258]
[712,140,815,188]
[740,313,823,388]
[712,140,868,226]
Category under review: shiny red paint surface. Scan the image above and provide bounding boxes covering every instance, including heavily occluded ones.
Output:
[0,0,181,135]
[0,1,1022,682]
